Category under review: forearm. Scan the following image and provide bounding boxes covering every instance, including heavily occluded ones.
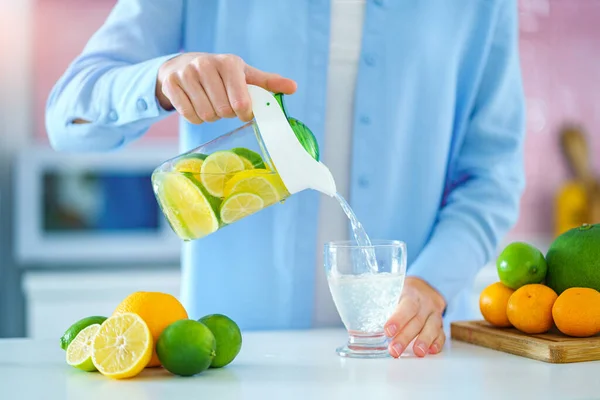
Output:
[45,0,184,152]
[46,55,178,151]
[407,172,523,306]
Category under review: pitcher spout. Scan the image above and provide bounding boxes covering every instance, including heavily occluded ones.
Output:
[309,161,337,197]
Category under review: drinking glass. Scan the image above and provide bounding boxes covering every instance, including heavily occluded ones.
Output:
[325,240,407,358]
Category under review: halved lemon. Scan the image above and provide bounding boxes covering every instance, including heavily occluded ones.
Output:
[200,151,246,197]
[220,192,265,224]
[66,324,101,372]
[224,169,288,206]
[91,313,153,380]
[153,172,220,240]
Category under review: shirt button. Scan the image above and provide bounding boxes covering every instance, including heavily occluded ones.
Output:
[107,110,118,122]
[360,115,371,125]
[364,54,376,66]
[137,98,148,111]
[358,177,370,188]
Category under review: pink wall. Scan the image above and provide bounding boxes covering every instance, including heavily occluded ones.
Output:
[33,0,600,236]
[513,0,600,236]
[33,0,177,142]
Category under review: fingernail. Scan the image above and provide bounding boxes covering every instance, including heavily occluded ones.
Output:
[430,343,440,354]
[390,343,402,358]
[385,324,397,337]
[415,342,427,356]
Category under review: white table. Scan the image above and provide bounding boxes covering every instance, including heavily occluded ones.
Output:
[1,329,598,400]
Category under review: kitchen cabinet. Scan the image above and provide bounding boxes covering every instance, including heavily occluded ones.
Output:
[22,269,180,339]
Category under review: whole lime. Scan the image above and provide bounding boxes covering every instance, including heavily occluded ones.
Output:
[496,242,547,289]
[60,316,107,351]
[199,314,242,368]
[156,319,216,376]
[546,223,600,295]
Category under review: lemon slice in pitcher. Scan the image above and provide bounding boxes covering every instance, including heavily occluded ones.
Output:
[231,148,266,169]
[92,313,153,379]
[224,169,288,206]
[200,151,246,197]
[173,153,207,173]
[220,192,265,224]
[154,172,220,240]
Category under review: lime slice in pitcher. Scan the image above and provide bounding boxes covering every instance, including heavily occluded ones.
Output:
[200,151,246,197]
[220,192,265,224]
[231,148,266,169]
[173,153,207,173]
[224,169,288,206]
[154,172,220,240]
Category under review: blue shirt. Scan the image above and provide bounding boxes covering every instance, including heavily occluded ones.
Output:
[46,0,526,330]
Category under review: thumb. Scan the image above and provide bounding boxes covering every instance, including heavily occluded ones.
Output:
[244,64,297,94]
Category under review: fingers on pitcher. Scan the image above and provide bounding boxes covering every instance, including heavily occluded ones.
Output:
[162,77,203,124]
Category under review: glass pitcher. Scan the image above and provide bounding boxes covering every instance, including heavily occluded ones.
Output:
[152,85,337,241]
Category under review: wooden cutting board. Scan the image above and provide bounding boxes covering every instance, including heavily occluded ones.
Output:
[450,320,600,364]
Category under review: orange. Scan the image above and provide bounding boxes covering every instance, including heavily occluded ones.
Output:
[479,282,514,327]
[552,287,600,337]
[507,284,558,334]
[113,291,188,367]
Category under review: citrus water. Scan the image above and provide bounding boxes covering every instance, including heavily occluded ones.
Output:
[152,149,290,241]
[334,193,378,273]
[328,272,405,333]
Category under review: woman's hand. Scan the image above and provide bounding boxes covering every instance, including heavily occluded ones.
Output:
[156,52,297,124]
[384,277,446,358]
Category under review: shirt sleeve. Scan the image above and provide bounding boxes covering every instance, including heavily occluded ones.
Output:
[407,0,526,307]
[45,0,184,152]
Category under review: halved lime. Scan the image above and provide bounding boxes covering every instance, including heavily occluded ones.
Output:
[173,153,207,174]
[200,151,246,198]
[224,169,288,206]
[220,192,264,224]
[154,172,220,240]
[231,148,266,169]
[60,315,107,351]
[66,324,101,372]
